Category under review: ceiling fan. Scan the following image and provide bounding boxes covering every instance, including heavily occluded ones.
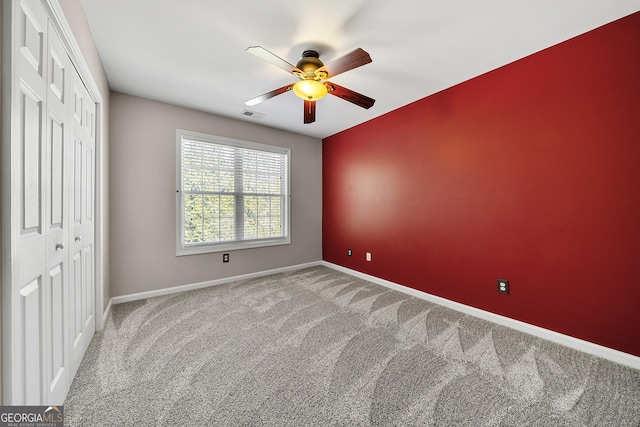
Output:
[245,46,375,124]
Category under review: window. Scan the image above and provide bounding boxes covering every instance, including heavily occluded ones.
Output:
[176,130,290,255]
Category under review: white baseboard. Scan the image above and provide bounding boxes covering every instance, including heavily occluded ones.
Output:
[110,261,323,305]
[321,261,640,371]
[103,259,639,370]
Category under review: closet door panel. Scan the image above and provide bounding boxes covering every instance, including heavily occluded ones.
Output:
[82,92,96,339]
[69,70,96,377]
[20,278,43,405]
[12,0,48,405]
[83,245,94,329]
[43,19,71,406]
[21,88,44,234]
[45,264,66,400]
[19,0,46,80]
[49,117,64,227]
[71,251,83,347]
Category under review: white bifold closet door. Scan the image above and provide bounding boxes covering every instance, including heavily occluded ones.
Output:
[68,42,97,381]
[10,0,96,405]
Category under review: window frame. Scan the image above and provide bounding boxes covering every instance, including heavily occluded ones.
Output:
[176,129,291,256]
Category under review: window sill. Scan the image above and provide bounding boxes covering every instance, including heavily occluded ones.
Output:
[176,237,291,256]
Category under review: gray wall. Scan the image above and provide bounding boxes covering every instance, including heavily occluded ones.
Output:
[109,92,323,297]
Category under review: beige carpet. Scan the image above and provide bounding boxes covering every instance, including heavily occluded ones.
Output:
[64,266,640,426]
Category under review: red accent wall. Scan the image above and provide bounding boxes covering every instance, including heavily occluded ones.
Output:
[323,12,640,357]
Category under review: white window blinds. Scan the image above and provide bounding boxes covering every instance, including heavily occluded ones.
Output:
[177,130,290,255]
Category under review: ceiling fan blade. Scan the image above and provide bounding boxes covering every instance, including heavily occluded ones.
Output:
[246,46,303,75]
[245,84,293,106]
[304,100,316,124]
[326,82,375,109]
[316,48,372,78]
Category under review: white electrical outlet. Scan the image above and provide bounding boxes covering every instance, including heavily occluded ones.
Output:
[497,279,509,294]
[366,252,372,262]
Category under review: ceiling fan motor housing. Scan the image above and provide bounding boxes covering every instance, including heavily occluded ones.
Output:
[296,50,326,79]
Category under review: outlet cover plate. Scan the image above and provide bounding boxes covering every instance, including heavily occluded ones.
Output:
[497,279,509,294]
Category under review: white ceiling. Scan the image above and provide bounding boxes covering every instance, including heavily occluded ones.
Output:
[80,0,640,140]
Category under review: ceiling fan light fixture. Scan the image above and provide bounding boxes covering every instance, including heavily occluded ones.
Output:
[292,79,328,101]
[245,46,374,123]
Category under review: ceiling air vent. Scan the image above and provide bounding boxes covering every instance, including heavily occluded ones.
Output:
[241,109,265,119]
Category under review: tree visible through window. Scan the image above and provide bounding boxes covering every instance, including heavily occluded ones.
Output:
[177,130,290,255]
